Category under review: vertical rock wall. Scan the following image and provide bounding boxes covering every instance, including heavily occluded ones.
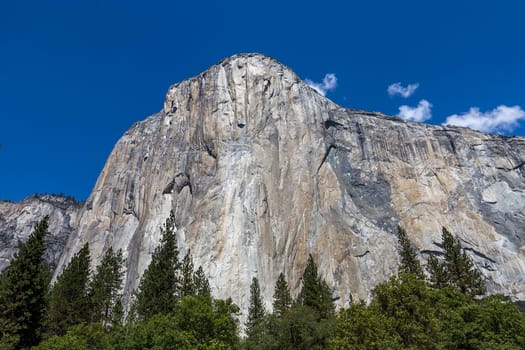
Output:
[49,54,525,321]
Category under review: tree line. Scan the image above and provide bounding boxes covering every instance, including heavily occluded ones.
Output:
[0,214,524,349]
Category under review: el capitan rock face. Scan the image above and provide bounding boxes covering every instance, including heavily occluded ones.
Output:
[25,53,525,315]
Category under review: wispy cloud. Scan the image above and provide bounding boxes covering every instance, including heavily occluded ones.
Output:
[443,105,525,133]
[397,99,432,122]
[305,73,337,96]
[388,82,419,98]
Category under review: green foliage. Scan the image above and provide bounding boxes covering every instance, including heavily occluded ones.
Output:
[132,211,181,320]
[175,295,240,349]
[35,295,241,350]
[276,304,334,350]
[46,243,91,336]
[246,277,266,339]
[251,257,335,350]
[194,265,211,297]
[180,250,195,298]
[397,226,424,279]
[33,323,113,350]
[427,227,486,296]
[118,313,195,350]
[330,274,525,350]
[329,302,400,350]
[87,247,124,325]
[515,300,525,315]
[426,255,448,289]
[298,254,335,320]
[0,217,50,349]
[372,273,442,349]
[272,272,292,317]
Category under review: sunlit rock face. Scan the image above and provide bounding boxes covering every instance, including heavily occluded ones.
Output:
[53,53,525,318]
[0,195,81,271]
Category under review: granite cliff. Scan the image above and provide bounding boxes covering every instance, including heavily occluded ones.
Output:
[0,195,81,271]
[3,54,525,318]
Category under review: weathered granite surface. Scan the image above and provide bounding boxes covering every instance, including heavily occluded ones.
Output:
[15,54,525,320]
[0,195,81,271]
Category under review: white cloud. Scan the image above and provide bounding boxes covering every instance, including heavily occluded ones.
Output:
[443,105,525,133]
[388,82,419,98]
[305,73,337,96]
[397,99,432,122]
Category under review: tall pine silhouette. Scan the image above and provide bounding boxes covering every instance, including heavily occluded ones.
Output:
[87,247,124,324]
[46,243,91,336]
[427,227,486,296]
[246,277,265,338]
[397,226,424,279]
[132,211,181,320]
[298,254,334,320]
[0,217,50,349]
[273,272,292,316]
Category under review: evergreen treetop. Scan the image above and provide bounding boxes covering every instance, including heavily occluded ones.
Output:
[298,254,335,320]
[427,227,486,296]
[180,250,195,298]
[194,266,211,297]
[46,242,91,336]
[397,226,424,279]
[87,247,124,325]
[132,211,181,320]
[246,277,266,338]
[272,272,292,316]
[0,217,51,349]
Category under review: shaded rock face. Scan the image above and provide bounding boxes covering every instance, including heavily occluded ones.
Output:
[56,53,525,317]
[0,195,82,271]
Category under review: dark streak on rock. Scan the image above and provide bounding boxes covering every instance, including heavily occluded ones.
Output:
[317,145,336,173]
[355,250,370,258]
[420,249,445,257]
[324,120,344,130]
[463,247,497,264]
[205,143,217,159]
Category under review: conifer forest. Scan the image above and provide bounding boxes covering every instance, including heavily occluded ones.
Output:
[1,214,524,349]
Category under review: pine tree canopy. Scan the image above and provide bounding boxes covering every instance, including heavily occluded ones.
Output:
[87,247,124,324]
[273,272,292,316]
[180,250,195,298]
[0,217,50,349]
[397,226,424,279]
[132,211,181,320]
[194,266,211,297]
[427,227,486,296]
[298,254,335,320]
[246,277,266,339]
[46,242,91,336]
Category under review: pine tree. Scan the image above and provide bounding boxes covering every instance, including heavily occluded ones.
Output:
[46,243,91,336]
[441,227,485,295]
[87,247,124,324]
[246,277,266,339]
[427,255,448,289]
[273,272,292,316]
[427,227,486,296]
[180,250,195,297]
[0,217,50,349]
[132,211,181,320]
[397,226,424,279]
[110,298,124,327]
[298,254,335,320]
[194,266,211,297]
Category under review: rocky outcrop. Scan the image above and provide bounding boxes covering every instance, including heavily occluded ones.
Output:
[47,53,525,319]
[0,195,82,271]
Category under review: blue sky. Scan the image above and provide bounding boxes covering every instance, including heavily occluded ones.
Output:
[1,1,524,202]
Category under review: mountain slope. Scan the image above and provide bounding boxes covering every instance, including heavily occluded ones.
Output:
[53,53,525,314]
[0,195,81,271]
